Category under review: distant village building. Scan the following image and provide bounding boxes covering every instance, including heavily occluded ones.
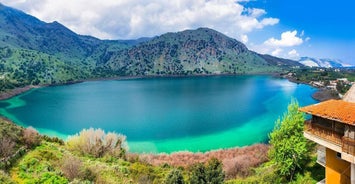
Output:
[300,85,355,184]
[327,80,338,90]
[310,81,325,88]
[338,78,350,83]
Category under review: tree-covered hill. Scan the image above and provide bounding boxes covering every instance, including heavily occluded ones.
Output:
[0,3,303,93]
[102,28,286,76]
[0,3,134,64]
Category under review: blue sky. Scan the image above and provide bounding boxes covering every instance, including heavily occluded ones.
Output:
[1,0,355,64]
[243,0,355,64]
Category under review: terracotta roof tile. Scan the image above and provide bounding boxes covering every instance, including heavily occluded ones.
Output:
[299,99,355,125]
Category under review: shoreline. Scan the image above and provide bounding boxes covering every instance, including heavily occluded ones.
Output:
[0,85,40,101]
[0,72,336,103]
[0,72,279,101]
[0,73,318,158]
[282,75,341,102]
[1,115,268,159]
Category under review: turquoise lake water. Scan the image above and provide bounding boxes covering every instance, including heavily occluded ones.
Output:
[0,75,317,153]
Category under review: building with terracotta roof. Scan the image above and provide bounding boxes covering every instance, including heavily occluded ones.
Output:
[300,85,355,184]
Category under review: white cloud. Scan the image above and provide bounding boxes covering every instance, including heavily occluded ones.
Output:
[260,18,279,26]
[264,30,303,47]
[271,48,283,56]
[288,49,300,59]
[288,49,298,56]
[246,8,266,17]
[249,30,308,60]
[0,0,279,40]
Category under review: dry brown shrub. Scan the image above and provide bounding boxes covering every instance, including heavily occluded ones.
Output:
[61,154,83,181]
[127,153,140,163]
[0,137,15,158]
[139,144,269,179]
[66,128,127,158]
[223,155,252,179]
[22,126,40,148]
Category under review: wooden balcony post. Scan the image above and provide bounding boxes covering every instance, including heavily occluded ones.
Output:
[351,163,355,184]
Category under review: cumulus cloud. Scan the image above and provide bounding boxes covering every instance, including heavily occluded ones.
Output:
[288,49,300,59]
[0,0,279,39]
[264,30,303,47]
[249,30,308,59]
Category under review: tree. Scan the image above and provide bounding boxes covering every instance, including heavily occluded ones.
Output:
[189,158,224,184]
[189,163,206,184]
[165,169,185,184]
[336,80,350,94]
[268,99,314,181]
[205,158,224,184]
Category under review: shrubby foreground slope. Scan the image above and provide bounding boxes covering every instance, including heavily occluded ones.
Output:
[0,101,324,183]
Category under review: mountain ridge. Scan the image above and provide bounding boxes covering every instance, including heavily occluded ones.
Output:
[298,57,352,68]
[96,27,304,76]
[0,3,302,92]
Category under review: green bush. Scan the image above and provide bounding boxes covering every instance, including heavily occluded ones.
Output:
[37,172,68,184]
[189,158,224,184]
[12,142,66,183]
[0,118,23,144]
[42,135,64,145]
[0,170,15,184]
[165,169,185,184]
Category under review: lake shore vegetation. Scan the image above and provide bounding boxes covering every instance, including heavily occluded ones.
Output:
[0,100,325,183]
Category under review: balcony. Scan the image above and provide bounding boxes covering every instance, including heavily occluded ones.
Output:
[304,120,343,146]
[342,137,355,156]
[304,120,355,158]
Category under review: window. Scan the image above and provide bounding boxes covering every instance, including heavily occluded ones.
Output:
[334,122,345,135]
[336,152,341,159]
[313,116,332,129]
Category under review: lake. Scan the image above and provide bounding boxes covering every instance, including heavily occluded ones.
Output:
[0,75,317,153]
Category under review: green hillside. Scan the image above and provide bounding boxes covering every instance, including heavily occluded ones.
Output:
[101,28,289,76]
[0,3,302,94]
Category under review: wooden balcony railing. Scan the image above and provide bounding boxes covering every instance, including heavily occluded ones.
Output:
[342,137,355,156]
[304,120,342,146]
[305,120,355,157]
